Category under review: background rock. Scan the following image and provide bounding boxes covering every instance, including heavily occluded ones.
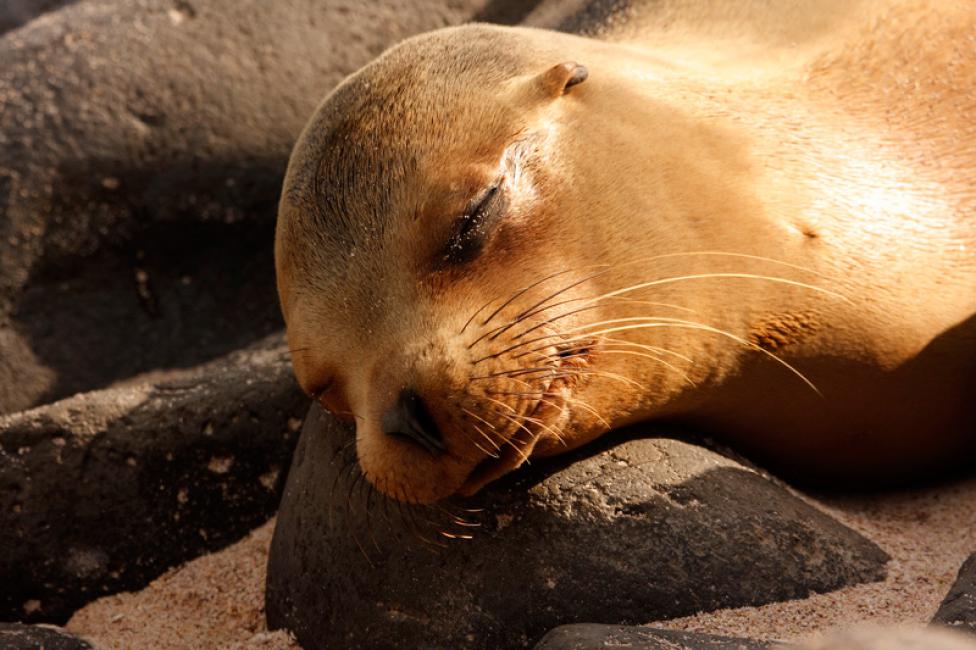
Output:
[535,624,770,650]
[266,406,889,650]
[0,622,93,650]
[0,0,543,414]
[934,553,976,635]
[0,337,306,624]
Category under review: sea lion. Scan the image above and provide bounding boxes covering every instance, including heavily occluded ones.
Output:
[275,0,976,504]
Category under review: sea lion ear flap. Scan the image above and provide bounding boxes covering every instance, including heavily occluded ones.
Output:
[538,61,588,97]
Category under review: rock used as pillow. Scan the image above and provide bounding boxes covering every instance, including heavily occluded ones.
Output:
[266,405,889,650]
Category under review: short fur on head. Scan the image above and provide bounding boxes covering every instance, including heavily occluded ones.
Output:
[276,25,620,503]
[278,11,976,504]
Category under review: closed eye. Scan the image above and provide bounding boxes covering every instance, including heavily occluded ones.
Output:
[442,181,505,265]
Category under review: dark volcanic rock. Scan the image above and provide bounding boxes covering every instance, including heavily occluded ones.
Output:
[535,624,771,650]
[0,0,515,414]
[266,406,889,650]
[0,623,93,649]
[934,553,976,635]
[0,338,307,624]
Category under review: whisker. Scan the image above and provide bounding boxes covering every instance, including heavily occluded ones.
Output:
[570,318,821,395]
[583,272,846,306]
[566,396,611,428]
[479,268,579,328]
[536,347,695,387]
[469,365,558,381]
[470,422,502,455]
[612,250,831,279]
[507,296,694,342]
[547,367,647,390]
[461,406,500,432]
[484,268,612,344]
[474,331,566,364]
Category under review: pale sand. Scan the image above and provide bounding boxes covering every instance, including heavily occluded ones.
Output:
[66,520,299,650]
[67,476,976,649]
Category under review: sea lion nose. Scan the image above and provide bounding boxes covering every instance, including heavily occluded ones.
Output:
[381,389,445,455]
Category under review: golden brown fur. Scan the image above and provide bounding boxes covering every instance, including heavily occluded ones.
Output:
[276,0,976,503]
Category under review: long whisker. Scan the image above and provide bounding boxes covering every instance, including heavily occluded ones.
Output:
[509,298,690,341]
[483,268,613,344]
[536,347,696,387]
[584,272,846,306]
[474,331,566,364]
[489,412,534,463]
[470,423,502,457]
[461,406,500,432]
[469,365,559,381]
[566,396,611,428]
[546,367,647,390]
[479,268,579,328]
[610,250,828,275]
[571,318,821,395]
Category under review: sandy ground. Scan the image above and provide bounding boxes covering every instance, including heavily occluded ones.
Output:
[66,476,976,649]
[66,521,299,650]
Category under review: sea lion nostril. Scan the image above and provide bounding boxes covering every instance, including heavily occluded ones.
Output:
[381,389,445,455]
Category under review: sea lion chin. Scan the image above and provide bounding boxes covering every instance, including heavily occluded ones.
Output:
[275,8,976,504]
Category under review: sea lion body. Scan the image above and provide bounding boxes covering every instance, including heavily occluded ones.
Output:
[276,0,976,503]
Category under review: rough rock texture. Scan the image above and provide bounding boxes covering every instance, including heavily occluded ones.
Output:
[0,0,537,414]
[934,553,976,635]
[0,338,307,624]
[266,406,890,650]
[535,624,770,650]
[0,623,93,650]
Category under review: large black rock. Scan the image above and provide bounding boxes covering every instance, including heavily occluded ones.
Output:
[934,553,976,635]
[0,623,93,650]
[266,406,889,650]
[0,339,306,624]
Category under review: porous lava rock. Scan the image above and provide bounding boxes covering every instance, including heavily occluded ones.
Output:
[0,339,306,624]
[0,622,93,649]
[266,405,889,650]
[934,553,976,635]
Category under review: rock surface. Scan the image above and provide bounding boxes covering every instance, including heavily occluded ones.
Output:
[535,624,770,650]
[0,623,93,650]
[266,406,889,650]
[934,553,976,635]
[0,338,307,624]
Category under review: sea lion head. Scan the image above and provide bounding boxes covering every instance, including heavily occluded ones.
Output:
[276,24,714,503]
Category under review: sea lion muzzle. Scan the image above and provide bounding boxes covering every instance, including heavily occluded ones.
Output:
[381,388,446,455]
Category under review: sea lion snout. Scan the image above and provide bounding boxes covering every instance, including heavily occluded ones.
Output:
[380,388,446,455]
